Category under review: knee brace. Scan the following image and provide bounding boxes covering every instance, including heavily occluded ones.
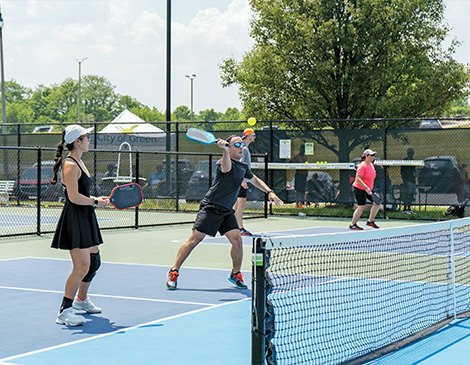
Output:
[82,251,101,283]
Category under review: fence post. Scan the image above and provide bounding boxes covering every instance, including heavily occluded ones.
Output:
[383,119,388,219]
[135,151,140,229]
[36,147,41,236]
[264,153,268,218]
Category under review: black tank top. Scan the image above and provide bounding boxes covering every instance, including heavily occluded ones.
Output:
[63,156,91,199]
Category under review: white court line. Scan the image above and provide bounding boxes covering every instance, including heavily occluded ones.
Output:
[0,285,213,307]
[0,297,250,364]
[0,257,30,261]
[170,226,337,244]
[14,256,242,273]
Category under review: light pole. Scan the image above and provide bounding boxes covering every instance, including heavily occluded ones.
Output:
[185,74,196,122]
[0,7,8,180]
[0,7,6,135]
[76,57,87,123]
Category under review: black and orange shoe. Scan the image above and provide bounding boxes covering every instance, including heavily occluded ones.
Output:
[166,269,179,290]
[228,271,248,289]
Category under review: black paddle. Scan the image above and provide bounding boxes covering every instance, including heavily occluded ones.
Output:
[104,183,143,210]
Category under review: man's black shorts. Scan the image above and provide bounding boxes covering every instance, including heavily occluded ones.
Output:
[354,187,373,206]
[193,205,239,237]
[238,187,247,198]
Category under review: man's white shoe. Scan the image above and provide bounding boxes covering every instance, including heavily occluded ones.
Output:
[73,297,102,314]
[56,307,85,326]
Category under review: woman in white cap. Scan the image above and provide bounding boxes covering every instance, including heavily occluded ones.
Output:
[349,149,381,230]
[50,125,109,326]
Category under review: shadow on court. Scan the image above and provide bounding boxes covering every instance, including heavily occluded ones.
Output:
[0,257,251,363]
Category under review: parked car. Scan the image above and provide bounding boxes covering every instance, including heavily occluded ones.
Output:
[185,160,217,202]
[417,156,468,196]
[185,160,263,202]
[143,159,194,198]
[13,163,64,201]
[419,119,442,129]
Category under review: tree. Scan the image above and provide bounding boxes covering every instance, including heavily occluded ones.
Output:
[222,0,470,123]
[172,105,191,121]
[199,108,222,123]
[221,0,470,202]
[81,75,119,122]
[221,107,242,121]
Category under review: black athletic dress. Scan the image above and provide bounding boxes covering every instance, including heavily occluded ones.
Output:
[51,156,103,250]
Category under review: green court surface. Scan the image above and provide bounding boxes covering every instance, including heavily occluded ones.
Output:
[0,216,424,269]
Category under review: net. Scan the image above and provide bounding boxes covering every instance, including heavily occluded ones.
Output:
[253,218,470,365]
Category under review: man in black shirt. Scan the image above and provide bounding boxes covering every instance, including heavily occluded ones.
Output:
[166,135,282,290]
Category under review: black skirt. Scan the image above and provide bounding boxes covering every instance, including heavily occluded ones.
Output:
[51,201,103,250]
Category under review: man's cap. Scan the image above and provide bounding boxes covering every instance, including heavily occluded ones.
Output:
[242,128,255,139]
[64,125,94,144]
[362,149,376,156]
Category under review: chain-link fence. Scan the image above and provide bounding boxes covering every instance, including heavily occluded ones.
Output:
[1,117,469,237]
[0,144,268,238]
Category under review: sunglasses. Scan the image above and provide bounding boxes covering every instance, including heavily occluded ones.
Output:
[231,142,246,148]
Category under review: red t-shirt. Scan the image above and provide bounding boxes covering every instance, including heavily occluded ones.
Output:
[352,161,376,191]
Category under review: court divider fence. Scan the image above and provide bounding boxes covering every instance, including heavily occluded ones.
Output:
[2,117,470,237]
[0,145,269,238]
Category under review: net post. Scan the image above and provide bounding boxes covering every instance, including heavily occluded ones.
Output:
[450,225,457,320]
[252,237,266,365]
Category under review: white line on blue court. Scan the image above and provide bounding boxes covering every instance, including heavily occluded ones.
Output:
[0,298,250,364]
[0,285,214,307]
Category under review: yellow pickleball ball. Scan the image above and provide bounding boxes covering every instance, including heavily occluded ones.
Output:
[248,117,256,126]
[305,161,309,164]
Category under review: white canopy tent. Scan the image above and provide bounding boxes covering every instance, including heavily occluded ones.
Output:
[99,109,164,134]
[95,109,173,151]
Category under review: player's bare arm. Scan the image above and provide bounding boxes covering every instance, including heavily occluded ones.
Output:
[247,175,283,206]
[217,138,232,173]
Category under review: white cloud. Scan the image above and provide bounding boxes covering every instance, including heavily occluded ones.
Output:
[2,0,467,115]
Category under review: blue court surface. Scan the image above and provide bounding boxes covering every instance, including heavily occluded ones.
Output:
[0,257,251,365]
[1,221,470,365]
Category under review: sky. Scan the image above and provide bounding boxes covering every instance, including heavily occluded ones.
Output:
[0,0,469,114]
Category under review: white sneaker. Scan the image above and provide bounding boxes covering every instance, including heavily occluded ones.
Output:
[73,297,102,314]
[56,307,85,326]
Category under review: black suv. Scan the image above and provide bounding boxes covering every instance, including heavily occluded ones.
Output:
[418,156,468,195]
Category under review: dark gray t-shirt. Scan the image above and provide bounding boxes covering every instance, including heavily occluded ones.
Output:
[201,159,254,211]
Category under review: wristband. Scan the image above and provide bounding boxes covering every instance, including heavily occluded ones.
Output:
[267,190,274,194]
[93,198,98,208]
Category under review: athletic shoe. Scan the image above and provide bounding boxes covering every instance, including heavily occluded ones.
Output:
[228,272,248,289]
[349,224,363,230]
[366,220,380,229]
[166,269,179,290]
[73,297,102,313]
[56,307,85,326]
[240,228,252,236]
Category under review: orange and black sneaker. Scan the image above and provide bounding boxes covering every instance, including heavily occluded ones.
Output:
[228,271,248,289]
[240,228,252,236]
[166,269,179,290]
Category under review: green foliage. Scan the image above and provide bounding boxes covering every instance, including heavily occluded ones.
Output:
[172,105,191,121]
[221,0,470,124]
[198,108,223,122]
[0,75,237,130]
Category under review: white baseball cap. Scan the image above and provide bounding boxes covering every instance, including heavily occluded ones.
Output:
[363,149,376,156]
[64,125,94,144]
